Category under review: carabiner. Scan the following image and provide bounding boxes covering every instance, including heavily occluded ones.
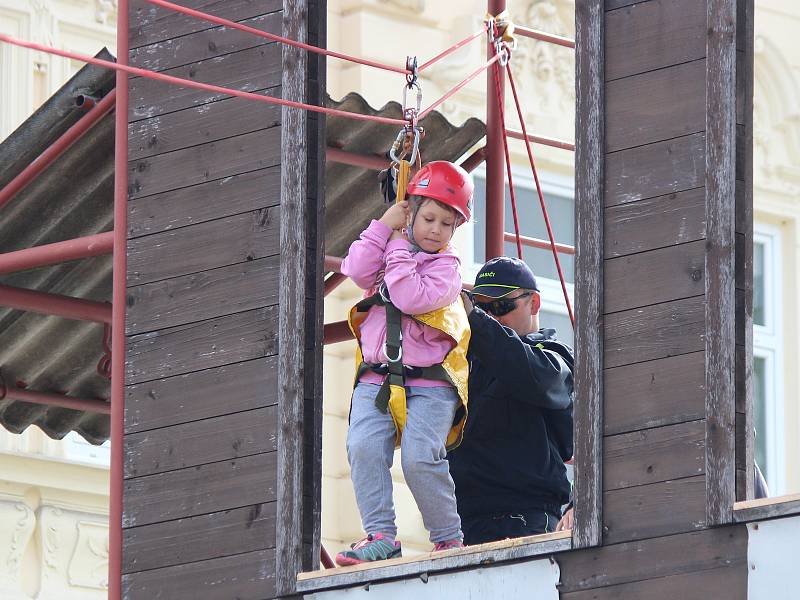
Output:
[405,55,419,88]
[383,343,403,364]
[388,126,422,166]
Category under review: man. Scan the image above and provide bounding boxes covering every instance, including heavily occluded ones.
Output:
[448,256,574,545]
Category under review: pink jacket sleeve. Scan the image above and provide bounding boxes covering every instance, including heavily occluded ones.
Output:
[382,241,462,314]
[340,220,392,290]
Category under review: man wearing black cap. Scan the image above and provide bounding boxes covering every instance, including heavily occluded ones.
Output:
[448,256,574,544]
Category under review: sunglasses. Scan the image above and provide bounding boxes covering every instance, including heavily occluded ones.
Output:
[474,291,534,317]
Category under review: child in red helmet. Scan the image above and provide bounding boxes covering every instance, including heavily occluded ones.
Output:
[336,161,473,565]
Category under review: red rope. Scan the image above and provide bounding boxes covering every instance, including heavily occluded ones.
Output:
[419,52,503,119]
[418,26,488,72]
[491,52,524,260]
[0,34,406,127]
[145,0,409,75]
[506,62,574,325]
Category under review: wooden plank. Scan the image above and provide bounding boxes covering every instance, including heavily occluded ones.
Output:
[604,296,705,369]
[604,420,705,491]
[605,0,707,81]
[127,207,280,286]
[605,133,705,207]
[123,451,277,527]
[129,94,281,161]
[606,59,706,152]
[561,565,747,600]
[604,352,705,435]
[128,127,281,200]
[130,12,281,72]
[128,166,280,238]
[129,0,282,48]
[705,0,738,527]
[603,476,706,544]
[121,548,275,600]
[604,187,705,258]
[558,525,747,592]
[573,0,604,550]
[297,532,572,593]
[125,356,277,434]
[126,256,279,335]
[122,502,276,574]
[605,0,640,10]
[124,406,278,478]
[125,306,278,385]
[733,493,800,522]
[604,240,705,314]
[129,44,281,121]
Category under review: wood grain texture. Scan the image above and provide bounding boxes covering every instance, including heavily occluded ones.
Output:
[128,127,282,200]
[604,351,705,435]
[129,0,282,48]
[574,0,604,550]
[606,59,706,152]
[127,207,280,286]
[123,452,277,528]
[122,502,276,573]
[558,524,747,592]
[605,133,705,206]
[125,356,277,434]
[604,240,705,313]
[122,548,276,600]
[128,166,281,238]
[277,0,310,593]
[605,0,707,81]
[125,306,279,385]
[705,0,738,526]
[603,476,706,544]
[129,44,281,121]
[604,187,705,258]
[124,406,277,478]
[604,420,705,490]
[128,94,281,161]
[604,296,705,369]
[126,256,279,335]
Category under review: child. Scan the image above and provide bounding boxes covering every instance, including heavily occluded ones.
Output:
[335,161,474,565]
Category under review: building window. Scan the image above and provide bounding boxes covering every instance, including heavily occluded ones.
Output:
[752,226,784,495]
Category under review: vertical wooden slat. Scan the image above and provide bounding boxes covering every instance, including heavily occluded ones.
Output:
[705,0,738,525]
[573,0,604,549]
[277,0,309,593]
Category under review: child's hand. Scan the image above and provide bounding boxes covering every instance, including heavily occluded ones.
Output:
[389,228,408,242]
[379,201,409,231]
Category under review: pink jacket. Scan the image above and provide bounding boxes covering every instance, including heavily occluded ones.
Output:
[341,220,462,384]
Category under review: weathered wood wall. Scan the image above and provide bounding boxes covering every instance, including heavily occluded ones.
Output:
[559,0,752,596]
[121,1,323,598]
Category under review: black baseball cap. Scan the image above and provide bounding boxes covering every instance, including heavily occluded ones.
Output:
[472,256,539,298]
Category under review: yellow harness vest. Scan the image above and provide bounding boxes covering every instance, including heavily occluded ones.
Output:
[348,295,471,450]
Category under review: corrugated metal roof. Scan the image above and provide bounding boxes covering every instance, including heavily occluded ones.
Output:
[0,52,116,445]
[0,76,484,444]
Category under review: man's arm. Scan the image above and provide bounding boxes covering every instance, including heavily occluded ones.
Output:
[467,306,573,409]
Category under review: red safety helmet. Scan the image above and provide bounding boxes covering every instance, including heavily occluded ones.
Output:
[406,161,473,224]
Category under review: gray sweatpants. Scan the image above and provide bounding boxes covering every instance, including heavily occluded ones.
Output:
[347,383,463,543]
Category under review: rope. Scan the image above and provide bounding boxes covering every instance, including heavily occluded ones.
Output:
[506,62,574,325]
[418,26,488,72]
[0,34,406,127]
[490,44,524,260]
[419,52,503,119]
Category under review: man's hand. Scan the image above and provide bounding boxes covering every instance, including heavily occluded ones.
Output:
[379,200,409,231]
[461,290,474,314]
[555,507,573,532]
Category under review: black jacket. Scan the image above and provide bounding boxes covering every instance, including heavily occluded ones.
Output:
[449,307,575,518]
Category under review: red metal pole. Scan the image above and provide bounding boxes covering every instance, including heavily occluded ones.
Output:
[324,255,343,273]
[0,284,112,323]
[460,146,487,173]
[324,273,348,296]
[0,231,114,275]
[505,128,575,152]
[485,0,506,260]
[503,232,575,255]
[0,89,116,210]
[326,147,389,170]
[324,320,354,345]
[109,1,128,597]
[4,386,111,414]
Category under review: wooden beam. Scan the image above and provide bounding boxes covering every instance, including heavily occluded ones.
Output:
[573,0,604,549]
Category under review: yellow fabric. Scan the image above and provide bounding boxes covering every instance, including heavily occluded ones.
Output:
[348,295,471,449]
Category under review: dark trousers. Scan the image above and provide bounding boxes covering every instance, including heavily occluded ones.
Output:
[462,509,560,546]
